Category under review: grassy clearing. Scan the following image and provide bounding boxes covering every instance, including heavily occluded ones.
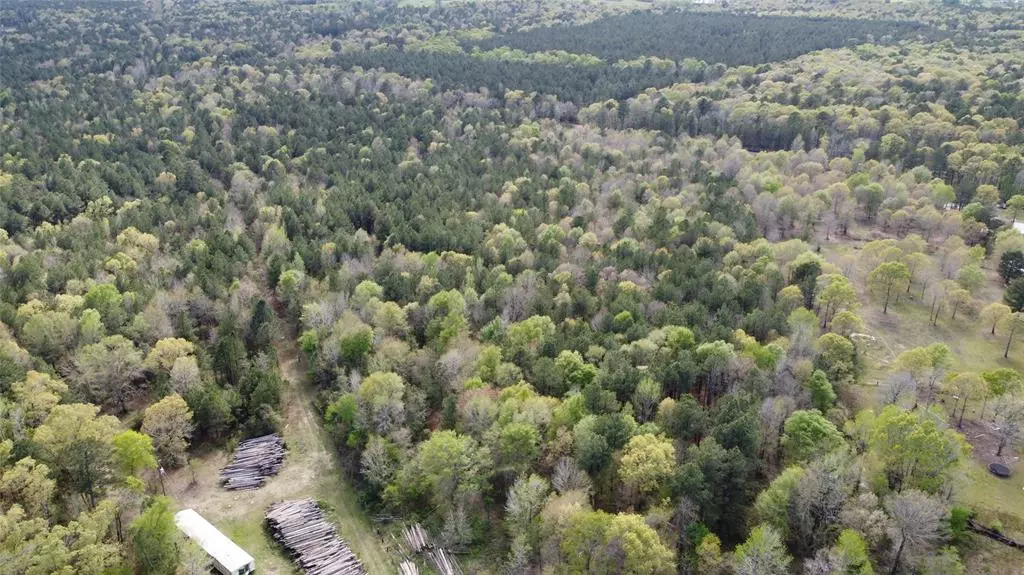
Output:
[821,233,1024,573]
[957,461,1024,539]
[856,297,1024,382]
[166,332,395,574]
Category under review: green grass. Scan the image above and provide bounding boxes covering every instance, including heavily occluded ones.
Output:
[822,234,1024,572]
[957,461,1024,539]
[221,513,294,573]
[168,330,395,575]
[209,473,395,575]
[855,294,1024,383]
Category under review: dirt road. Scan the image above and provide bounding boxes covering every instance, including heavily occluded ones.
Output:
[168,331,394,573]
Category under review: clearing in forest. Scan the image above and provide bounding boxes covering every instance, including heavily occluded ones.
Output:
[822,232,1024,573]
[165,332,394,574]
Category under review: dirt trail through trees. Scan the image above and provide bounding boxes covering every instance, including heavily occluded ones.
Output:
[169,327,393,573]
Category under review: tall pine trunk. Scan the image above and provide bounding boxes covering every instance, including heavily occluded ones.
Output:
[1005,322,1018,358]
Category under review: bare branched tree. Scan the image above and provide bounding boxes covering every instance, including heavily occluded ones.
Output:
[885,490,945,575]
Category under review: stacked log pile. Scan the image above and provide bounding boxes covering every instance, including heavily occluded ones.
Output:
[265,499,367,575]
[220,434,285,490]
[403,523,429,553]
[401,523,463,575]
[398,560,419,575]
[427,548,464,575]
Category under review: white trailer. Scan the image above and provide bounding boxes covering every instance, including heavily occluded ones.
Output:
[175,509,255,575]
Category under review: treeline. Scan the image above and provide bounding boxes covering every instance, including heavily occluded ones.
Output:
[334,48,682,105]
[1,0,1022,573]
[475,12,942,67]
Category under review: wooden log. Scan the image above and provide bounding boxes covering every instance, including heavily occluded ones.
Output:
[967,519,1024,551]
[220,434,286,490]
[265,499,368,575]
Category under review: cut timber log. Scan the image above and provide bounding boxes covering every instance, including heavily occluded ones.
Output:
[403,523,429,553]
[220,434,286,490]
[967,519,1024,551]
[427,547,464,575]
[266,499,367,575]
[402,523,463,575]
[399,560,419,575]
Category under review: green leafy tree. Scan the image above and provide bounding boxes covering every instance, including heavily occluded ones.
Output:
[780,410,844,462]
[894,344,953,406]
[943,285,972,321]
[83,283,125,331]
[1007,195,1024,224]
[407,430,492,510]
[815,274,858,328]
[753,466,805,538]
[732,524,791,575]
[426,290,468,351]
[144,338,195,373]
[632,377,661,423]
[324,392,360,447]
[112,430,157,478]
[555,349,598,391]
[338,323,374,371]
[142,394,194,468]
[0,500,119,574]
[505,315,555,362]
[356,371,406,436]
[809,529,873,575]
[867,261,910,314]
[655,394,706,444]
[11,370,67,427]
[559,511,675,574]
[805,370,837,412]
[1003,312,1024,358]
[1000,250,1024,284]
[696,532,726,574]
[1004,277,1024,312]
[0,458,56,518]
[33,404,120,509]
[70,335,144,413]
[20,310,78,364]
[943,372,985,428]
[130,496,180,575]
[864,406,969,493]
[816,333,858,386]
[496,422,540,474]
[619,434,675,500]
[981,302,1012,335]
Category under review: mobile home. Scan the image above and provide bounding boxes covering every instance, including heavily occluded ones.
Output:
[175,509,255,575]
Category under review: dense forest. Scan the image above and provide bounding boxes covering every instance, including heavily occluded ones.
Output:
[475,12,942,66]
[1,0,1024,574]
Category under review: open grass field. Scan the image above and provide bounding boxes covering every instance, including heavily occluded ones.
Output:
[165,333,395,574]
[821,231,1024,573]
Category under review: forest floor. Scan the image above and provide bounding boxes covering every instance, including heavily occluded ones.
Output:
[165,328,395,574]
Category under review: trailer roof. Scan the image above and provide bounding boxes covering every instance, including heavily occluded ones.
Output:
[175,509,254,571]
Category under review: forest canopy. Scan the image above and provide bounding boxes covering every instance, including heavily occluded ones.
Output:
[476,12,944,66]
[1,0,1023,574]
